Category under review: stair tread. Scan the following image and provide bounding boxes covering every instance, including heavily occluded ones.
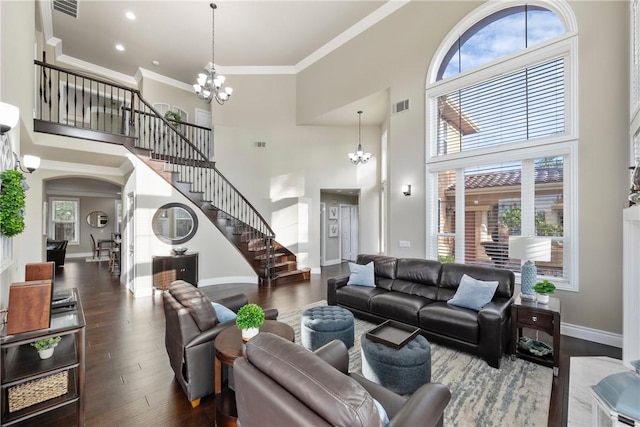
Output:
[274,268,311,277]
[274,261,296,267]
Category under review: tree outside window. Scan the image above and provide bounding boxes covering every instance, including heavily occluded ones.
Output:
[51,199,79,244]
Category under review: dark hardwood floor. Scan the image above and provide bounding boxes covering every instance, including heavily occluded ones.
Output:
[40,259,619,426]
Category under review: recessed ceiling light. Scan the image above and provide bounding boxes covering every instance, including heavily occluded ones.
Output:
[152,60,159,66]
[125,11,136,20]
[115,44,125,52]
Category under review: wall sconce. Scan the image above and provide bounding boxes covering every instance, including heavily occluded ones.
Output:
[14,153,41,174]
[0,102,20,134]
[401,184,411,196]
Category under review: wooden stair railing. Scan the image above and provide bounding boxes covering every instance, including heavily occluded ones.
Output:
[33,60,310,287]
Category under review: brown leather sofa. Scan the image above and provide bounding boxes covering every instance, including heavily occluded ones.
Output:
[328,255,515,368]
[234,333,451,427]
[162,280,278,407]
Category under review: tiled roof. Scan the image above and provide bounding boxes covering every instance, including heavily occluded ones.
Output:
[446,167,563,190]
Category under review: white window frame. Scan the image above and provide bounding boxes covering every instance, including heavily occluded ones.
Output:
[49,197,80,245]
[425,0,579,292]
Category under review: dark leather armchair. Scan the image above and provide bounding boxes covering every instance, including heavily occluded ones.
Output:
[234,333,451,427]
[162,280,278,407]
[46,239,68,268]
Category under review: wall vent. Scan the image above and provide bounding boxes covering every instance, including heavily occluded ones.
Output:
[254,141,266,148]
[53,0,78,18]
[392,99,410,114]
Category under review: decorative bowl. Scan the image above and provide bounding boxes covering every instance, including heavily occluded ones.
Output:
[172,247,188,255]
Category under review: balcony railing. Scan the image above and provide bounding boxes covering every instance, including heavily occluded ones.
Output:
[34,60,275,246]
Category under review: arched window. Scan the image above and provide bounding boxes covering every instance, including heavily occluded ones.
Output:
[426,1,578,291]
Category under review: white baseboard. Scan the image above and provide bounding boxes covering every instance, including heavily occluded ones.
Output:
[310,267,321,275]
[322,259,342,266]
[561,322,623,348]
[66,252,93,259]
[198,276,258,287]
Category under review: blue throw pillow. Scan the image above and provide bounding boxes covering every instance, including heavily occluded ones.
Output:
[447,274,499,311]
[372,398,390,427]
[347,262,375,287]
[211,302,237,323]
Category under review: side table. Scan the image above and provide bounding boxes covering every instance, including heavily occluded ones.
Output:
[214,321,294,427]
[510,295,561,376]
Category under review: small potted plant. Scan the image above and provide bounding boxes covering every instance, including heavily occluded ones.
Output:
[163,110,182,126]
[533,279,556,304]
[236,303,265,342]
[31,336,61,359]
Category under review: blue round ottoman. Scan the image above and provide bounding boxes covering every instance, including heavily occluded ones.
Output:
[361,334,431,395]
[301,306,354,351]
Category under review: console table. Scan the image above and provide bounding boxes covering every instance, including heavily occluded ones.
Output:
[1,288,85,426]
[152,253,198,292]
[510,295,561,376]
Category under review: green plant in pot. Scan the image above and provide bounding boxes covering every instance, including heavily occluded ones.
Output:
[533,279,556,304]
[163,110,182,126]
[236,303,265,342]
[31,336,61,359]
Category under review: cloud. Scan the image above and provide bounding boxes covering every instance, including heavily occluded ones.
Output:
[440,8,564,79]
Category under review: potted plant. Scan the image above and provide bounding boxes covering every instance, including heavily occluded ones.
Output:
[163,110,182,126]
[533,279,556,304]
[236,303,265,342]
[31,336,61,359]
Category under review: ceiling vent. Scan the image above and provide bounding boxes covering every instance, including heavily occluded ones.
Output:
[254,141,266,148]
[53,0,78,18]
[392,99,410,115]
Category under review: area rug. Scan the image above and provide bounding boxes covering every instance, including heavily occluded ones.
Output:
[279,301,553,427]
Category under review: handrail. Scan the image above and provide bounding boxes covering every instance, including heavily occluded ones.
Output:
[34,60,275,240]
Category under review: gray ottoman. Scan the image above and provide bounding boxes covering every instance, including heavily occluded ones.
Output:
[361,334,431,395]
[301,306,354,351]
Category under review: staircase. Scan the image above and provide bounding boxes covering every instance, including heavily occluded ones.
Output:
[33,60,310,287]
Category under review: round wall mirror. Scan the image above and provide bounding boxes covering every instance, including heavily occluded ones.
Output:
[152,203,198,244]
[87,211,109,228]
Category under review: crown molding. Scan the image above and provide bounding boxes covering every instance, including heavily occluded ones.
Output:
[137,68,194,92]
[295,0,411,73]
[57,54,138,87]
[40,159,124,176]
[217,65,297,76]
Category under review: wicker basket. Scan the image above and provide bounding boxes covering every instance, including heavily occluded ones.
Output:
[8,371,68,413]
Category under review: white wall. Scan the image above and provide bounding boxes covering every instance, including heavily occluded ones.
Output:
[124,156,255,297]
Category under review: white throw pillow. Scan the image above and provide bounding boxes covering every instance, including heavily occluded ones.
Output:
[447,274,499,311]
[347,262,375,287]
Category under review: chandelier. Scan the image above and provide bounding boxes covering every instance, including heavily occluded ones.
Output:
[348,110,371,165]
[193,3,233,105]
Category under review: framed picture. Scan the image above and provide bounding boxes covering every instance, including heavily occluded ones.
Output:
[328,222,339,238]
[329,206,338,220]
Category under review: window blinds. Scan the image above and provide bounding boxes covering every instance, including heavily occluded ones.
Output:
[437,57,565,156]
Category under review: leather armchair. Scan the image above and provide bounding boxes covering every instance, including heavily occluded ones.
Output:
[162,280,278,407]
[234,333,451,427]
[46,239,68,268]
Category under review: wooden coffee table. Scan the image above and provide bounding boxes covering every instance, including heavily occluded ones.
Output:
[214,320,294,427]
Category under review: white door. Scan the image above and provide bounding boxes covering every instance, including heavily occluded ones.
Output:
[340,205,359,261]
[195,108,212,127]
[320,203,326,266]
